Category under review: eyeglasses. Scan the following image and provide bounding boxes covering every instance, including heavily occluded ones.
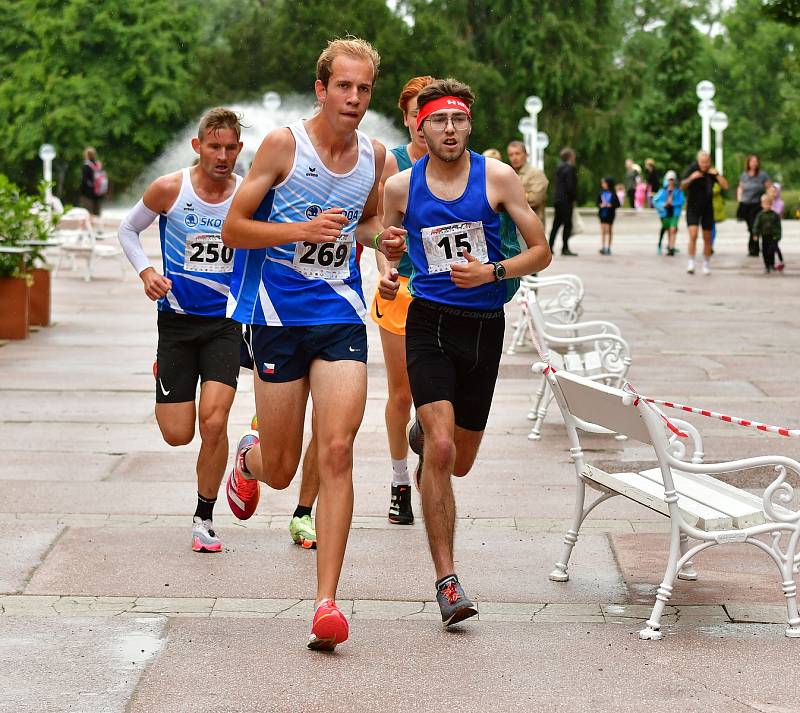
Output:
[425,113,471,132]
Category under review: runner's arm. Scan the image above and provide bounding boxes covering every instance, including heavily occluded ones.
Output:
[451,163,551,288]
[222,129,348,249]
[118,174,180,300]
[355,140,406,261]
[375,171,412,300]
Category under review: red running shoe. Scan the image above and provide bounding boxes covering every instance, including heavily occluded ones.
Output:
[226,431,260,520]
[308,600,349,651]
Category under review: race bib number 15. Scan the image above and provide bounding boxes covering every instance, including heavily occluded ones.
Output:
[184,233,234,273]
[421,221,489,274]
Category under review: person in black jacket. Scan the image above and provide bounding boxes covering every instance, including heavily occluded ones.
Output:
[549,147,578,256]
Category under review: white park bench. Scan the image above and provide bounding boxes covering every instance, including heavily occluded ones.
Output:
[545,368,800,640]
[507,274,584,356]
[524,290,631,441]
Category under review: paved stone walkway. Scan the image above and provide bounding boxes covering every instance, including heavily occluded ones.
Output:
[2,211,800,712]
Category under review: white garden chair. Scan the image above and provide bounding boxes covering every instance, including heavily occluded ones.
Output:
[53,208,125,282]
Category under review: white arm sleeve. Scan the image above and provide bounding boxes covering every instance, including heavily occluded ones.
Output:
[118,199,159,276]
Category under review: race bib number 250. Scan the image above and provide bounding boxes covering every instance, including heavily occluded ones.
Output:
[183,233,234,273]
[421,221,489,274]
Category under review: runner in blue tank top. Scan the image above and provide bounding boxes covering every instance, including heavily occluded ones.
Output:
[117,108,245,555]
[371,75,434,527]
[221,38,406,653]
[382,78,552,629]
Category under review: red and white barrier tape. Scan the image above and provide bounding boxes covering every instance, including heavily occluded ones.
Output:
[521,297,795,440]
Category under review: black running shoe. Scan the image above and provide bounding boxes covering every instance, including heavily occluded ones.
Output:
[406,419,425,491]
[388,484,414,525]
[436,574,478,627]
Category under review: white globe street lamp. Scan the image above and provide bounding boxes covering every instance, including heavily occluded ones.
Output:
[523,95,542,167]
[537,131,549,170]
[262,91,281,112]
[38,143,56,210]
[710,111,729,172]
[518,116,535,163]
[695,81,716,154]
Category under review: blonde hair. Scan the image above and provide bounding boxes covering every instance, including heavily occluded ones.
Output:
[198,107,243,142]
[482,148,502,161]
[316,37,380,87]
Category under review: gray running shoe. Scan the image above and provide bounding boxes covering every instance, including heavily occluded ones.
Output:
[191,517,222,553]
[436,575,477,627]
[406,419,425,491]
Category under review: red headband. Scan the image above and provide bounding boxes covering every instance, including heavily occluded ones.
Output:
[416,96,472,131]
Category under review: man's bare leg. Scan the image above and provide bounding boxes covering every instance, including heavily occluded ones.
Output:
[308,359,367,604]
[196,381,236,499]
[243,374,309,489]
[417,401,484,578]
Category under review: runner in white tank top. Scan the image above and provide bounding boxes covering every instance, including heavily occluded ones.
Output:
[117,108,245,555]
[221,38,406,652]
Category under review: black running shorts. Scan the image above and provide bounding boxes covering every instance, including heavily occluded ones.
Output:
[405,298,505,432]
[685,204,714,230]
[155,311,241,403]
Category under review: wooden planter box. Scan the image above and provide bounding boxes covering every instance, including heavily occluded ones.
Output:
[29,267,51,327]
[0,276,30,339]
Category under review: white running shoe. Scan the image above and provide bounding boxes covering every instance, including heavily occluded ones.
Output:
[702,261,711,276]
[686,259,695,274]
[191,517,222,553]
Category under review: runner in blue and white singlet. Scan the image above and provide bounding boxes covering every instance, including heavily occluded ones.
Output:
[158,167,242,317]
[227,121,375,327]
[219,38,408,653]
[117,108,246,556]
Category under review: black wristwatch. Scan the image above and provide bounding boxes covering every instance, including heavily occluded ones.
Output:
[492,261,507,282]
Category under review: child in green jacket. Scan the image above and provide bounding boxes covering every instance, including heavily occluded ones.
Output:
[753,193,782,274]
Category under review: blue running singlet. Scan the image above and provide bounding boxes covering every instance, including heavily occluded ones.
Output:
[404,151,505,310]
[157,168,242,317]
[227,121,375,326]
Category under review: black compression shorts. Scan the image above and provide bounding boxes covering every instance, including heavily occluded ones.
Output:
[405,298,505,432]
[155,311,241,403]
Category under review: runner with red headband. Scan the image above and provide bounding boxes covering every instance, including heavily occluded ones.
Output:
[382,78,551,628]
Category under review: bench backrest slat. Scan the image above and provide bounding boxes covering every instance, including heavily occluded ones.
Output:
[554,371,657,445]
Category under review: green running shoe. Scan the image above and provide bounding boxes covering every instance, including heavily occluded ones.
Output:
[289,514,317,549]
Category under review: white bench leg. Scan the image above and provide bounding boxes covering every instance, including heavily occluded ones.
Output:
[506,315,525,355]
[549,475,587,582]
[782,546,800,637]
[677,532,698,581]
[640,526,682,641]
[528,388,553,441]
[527,376,547,421]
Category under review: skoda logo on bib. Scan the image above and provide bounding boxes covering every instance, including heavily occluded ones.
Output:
[305,204,322,220]
[184,213,199,228]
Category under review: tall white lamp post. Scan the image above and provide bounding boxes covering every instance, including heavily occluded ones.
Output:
[536,131,549,170]
[517,116,534,162]
[524,95,542,167]
[38,143,56,211]
[710,111,728,171]
[696,80,716,153]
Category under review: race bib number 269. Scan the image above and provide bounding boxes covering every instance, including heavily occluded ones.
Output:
[421,221,489,274]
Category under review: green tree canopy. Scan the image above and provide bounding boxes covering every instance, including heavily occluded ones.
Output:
[0,0,204,194]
